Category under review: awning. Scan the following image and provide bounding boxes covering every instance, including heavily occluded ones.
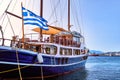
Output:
[32,25,67,35]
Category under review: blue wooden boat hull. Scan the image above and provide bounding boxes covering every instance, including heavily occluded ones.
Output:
[0,46,88,79]
[0,60,86,79]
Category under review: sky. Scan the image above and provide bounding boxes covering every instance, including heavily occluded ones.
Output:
[0,0,120,52]
[79,0,120,52]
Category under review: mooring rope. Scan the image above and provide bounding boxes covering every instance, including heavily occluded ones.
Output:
[15,47,23,80]
[41,66,44,80]
[0,47,45,80]
[0,61,39,74]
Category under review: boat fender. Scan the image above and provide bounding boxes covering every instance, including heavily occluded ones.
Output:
[37,54,43,63]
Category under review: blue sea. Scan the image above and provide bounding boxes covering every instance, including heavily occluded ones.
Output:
[45,56,120,80]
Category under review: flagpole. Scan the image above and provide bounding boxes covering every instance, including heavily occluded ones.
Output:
[21,3,25,43]
[40,0,43,42]
[68,0,71,31]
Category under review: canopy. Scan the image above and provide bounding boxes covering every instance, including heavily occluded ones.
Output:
[32,25,67,35]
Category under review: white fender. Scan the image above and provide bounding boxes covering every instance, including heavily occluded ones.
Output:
[37,53,43,63]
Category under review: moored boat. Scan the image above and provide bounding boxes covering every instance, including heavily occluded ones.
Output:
[0,0,89,79]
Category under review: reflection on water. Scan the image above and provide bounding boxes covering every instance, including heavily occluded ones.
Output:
[85,56,120,80]
[45,68,88,80]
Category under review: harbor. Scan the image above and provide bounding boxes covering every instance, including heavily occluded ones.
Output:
[0,0,120,80]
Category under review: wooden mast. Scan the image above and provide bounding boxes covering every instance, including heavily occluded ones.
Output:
[40,0,43,42]
[21,3,25,43]
[68,0,71,31]
[39,0,43,53]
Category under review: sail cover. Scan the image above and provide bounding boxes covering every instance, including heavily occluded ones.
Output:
[32,25,67,35]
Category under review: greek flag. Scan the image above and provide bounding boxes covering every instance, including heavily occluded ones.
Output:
[22,7,48,30]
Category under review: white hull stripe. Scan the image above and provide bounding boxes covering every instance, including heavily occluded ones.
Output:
[0,60,86,67]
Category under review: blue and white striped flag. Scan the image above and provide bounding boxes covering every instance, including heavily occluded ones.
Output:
[22,7,48,30]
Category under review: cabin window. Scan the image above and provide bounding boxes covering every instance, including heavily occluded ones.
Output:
[64,49,67,55]
[50,46,57,55]
[45,45,57,55]
[29,46,37,52]
[28,45,42,52]
[68,49,72,55]
[60,48,67,55]
[60,48,65,55]
[74,49,80,55]
[78,50,80,54]
[45,47,50,54]
[60,48,72,55]
[60,48,63,55]
[73,37,80,43]
[54,47,57,54]
[80,37,84,43]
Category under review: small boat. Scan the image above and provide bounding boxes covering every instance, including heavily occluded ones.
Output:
[89,54,99,56]
[0,0,89,79]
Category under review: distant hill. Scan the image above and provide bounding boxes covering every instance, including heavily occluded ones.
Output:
[89,50,103,54]
[89,50,120,56]
[100,51,120,56]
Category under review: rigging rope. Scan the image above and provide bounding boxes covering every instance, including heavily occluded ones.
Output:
[59,0,67,28]
[0,13,6,24]
[48,0,60,22]
[0,60,39,74]
[2,0,18,35]
[25,0,32,9]
[31,0,34,10]
[0,13,7,26]
[0,47,40,76]
[0,0,45,79]
[3,16,9,33]
[78,0,85,36]
[6,14,15,36]
[15,48,23,80]
[0,0,13,25]
[0,26,4,45]
[71,0,81,33]
[59,0,63,28]
[41,66,44,80]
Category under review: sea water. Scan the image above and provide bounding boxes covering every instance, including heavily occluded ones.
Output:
[45,56,120,80]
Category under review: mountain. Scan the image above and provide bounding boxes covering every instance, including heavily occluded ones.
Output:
[89,50,103,54]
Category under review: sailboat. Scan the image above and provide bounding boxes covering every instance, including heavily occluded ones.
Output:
[0,0,89,79]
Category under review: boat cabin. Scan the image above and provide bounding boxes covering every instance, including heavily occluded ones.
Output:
[0,29,88,56]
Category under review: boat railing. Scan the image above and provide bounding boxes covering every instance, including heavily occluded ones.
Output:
[0,38,12,46]
[0,38,33,49]
[0,38,57,55]
[0,38,88,56]
[24,33,81,47]
[52,37,81,47]
[0,38,25,48]
[0,34,82,55]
